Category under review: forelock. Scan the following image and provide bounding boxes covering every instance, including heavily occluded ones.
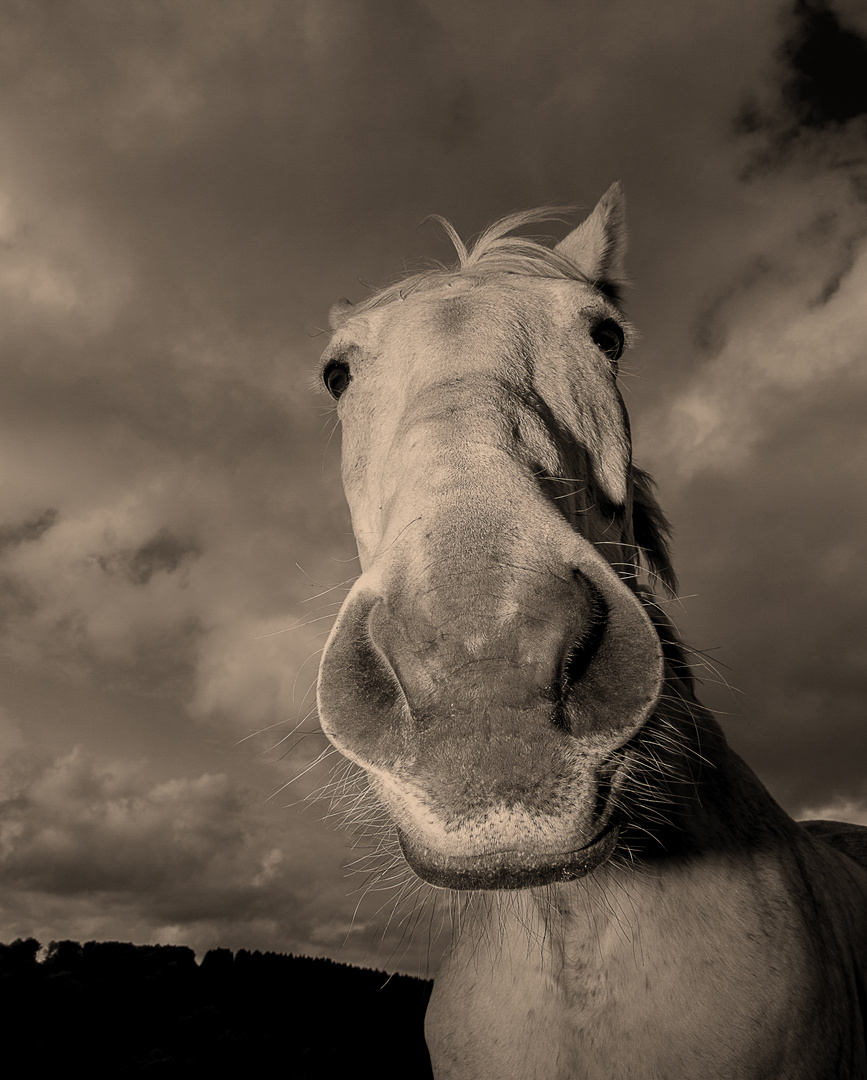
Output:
[341,208,598,322]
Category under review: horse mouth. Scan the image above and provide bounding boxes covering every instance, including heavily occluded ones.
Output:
[396,818,620,891]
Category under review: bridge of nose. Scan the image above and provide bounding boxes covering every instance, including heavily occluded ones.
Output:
[363,401,603,720]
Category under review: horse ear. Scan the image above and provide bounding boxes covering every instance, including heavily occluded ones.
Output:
[329,297,354,329]
[555,182,627,296]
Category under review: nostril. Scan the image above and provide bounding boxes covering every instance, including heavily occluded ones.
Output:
[562,604,607,688]
[551,579,608,729]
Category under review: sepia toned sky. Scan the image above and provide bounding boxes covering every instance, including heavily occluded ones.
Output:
[1,0,866,975]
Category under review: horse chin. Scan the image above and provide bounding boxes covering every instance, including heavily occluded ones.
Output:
[396,819,620,891]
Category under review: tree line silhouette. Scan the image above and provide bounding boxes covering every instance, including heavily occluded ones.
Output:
[0,938,433,1078]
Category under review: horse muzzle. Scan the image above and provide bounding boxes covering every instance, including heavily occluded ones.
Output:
[317,549,663,890]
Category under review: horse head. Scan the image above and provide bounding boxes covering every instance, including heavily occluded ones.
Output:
[316,185,680,890]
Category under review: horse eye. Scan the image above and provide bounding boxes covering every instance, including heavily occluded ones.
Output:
[591,319,625,366]
[323,359,352,400]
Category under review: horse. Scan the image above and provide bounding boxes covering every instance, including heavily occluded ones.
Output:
[314,184,867,1079]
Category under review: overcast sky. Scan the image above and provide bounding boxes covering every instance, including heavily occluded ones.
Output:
[0,0,865,976]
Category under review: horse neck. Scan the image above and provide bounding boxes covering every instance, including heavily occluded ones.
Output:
[622,655,799,867]
[626,601,799,859]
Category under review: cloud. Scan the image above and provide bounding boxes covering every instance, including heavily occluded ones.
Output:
[0,747,245,895]
[0,466,350,729]
[649,223,867,481]
[0,736,414,964]
[799,795,867,825]
[0,183,133,340]
[778,0,867,130]
[735,0,867,177]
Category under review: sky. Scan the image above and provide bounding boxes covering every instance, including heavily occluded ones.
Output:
[0,0,865,976]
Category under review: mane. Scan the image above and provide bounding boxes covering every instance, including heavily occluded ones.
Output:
[631,465,678,596]
[338,208,600,322]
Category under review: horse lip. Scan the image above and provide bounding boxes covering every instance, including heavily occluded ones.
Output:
[396,818,620,891]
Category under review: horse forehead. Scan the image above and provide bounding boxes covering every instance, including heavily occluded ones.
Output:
[364,277,592,375]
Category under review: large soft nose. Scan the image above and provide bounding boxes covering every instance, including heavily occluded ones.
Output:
[317,543,662,778]
[366,565,606,723]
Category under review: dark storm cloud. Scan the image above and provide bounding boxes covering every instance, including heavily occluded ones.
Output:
[127,532,200,587]
[736,0,867,181]
[781,0,867,128]
[0,510,58,552]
